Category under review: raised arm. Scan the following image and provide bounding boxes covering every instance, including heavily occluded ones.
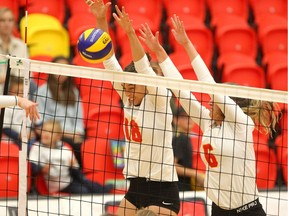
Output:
[171,15,250,127]
[139,23,210,129]
[113,5,145,62]
[113,5,170,107]
[86,0,110,32]
[85,0,125,99]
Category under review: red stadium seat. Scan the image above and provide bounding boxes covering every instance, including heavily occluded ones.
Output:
[66,0,93,16]
[26,0,66,24]
[81,138,125,186]
[86,108,124,139]
[253,129,269,147]
[168,16,214,66]
[207,0,249,25]
[254,143,277,189]
[263,52,288,91]
[218,53,266,88]
[214,15,258,59]
[0,0,20,22]
[178,198,207,216]
[117,0,163,30]
[249,0,287,24]
[275,132,288,185]
[257,15,287,56]
[68,12,117,48]
[0,142,31,197]
[278,109,288,131]
[275,132,288,152]
[67,13,98,47]
[163,0,206,22]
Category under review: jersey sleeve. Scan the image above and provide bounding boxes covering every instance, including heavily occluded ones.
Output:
[159,57,210,131]
[0,96,17,108]
[134,55,170,109]
[103,54,126,101]
[191,55,253,131]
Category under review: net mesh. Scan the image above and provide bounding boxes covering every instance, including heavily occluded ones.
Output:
[0,55,287,216]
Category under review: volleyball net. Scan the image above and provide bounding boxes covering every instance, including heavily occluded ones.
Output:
[0,55,287,216]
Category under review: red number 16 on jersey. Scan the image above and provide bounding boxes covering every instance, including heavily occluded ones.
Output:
[124,118,142,142]
[203,144,218,168]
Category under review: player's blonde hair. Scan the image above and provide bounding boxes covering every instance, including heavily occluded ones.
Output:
[231,97,281,136]
[0,7,14,19]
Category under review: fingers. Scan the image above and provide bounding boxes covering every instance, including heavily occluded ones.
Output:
[85,0,95,6]
[114,5,122,17]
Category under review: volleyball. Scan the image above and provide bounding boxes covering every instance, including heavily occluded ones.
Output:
[77,28,113,63]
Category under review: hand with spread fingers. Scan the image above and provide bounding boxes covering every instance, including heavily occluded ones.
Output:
[17,97,40,121]
[85,0,111,20]
[113,5,135,35]
[139,23,162,54]
[170,14,190,47]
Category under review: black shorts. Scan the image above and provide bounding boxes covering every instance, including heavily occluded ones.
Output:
[212,198,266,216]
[125,178,180,214]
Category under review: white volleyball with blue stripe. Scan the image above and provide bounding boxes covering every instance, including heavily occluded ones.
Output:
[77,28,113,63]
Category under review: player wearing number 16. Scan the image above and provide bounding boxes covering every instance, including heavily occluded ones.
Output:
[139,15,280,216]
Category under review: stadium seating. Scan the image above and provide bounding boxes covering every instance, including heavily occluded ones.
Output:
[278,109,288,131]
[25,0,66,24]
[213,14,258,59]
[263,51,288,91]
[19,14,70,58]
[117,0,163,30]
[217,53,266,88]
[257,15,287,56]
[0,0,20,22]
[163,0,207,22]
[249,0,287,24]
[86,108,124,139]
[254,143,277,189]
[0,142,31,197]
[67,13,98,47]
[178,198,207,216]
[275,132,288,185]
[168,16,214,66]
[81,138,125,187]
[207,0,249,26]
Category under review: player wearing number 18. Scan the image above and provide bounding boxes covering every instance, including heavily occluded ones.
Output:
[86,0,180,215]
[77,28,113,63]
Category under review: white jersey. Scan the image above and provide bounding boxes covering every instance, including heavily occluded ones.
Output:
[160,55,259,209]
[0,95,17,108]
[103,55,178,182]
[29,141,79,193]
